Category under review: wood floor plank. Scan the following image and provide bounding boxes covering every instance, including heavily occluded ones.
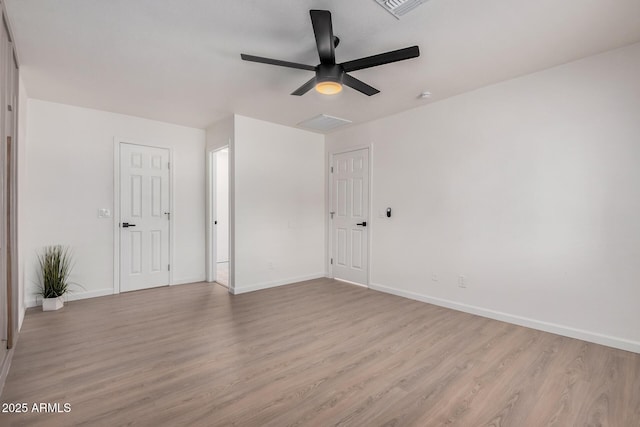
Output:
[0,279,638,426]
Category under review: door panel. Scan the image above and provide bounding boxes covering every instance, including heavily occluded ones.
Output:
[351,229,363,269]
[352,178,363,216]
[151,177,162,216]
[331,148,369,285]
[120,143,170,292]
[337,228,347,266]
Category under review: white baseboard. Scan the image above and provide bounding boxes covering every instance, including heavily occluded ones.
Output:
[369,282,640,354]
[67,288,114,301]
[232,272,326,295]
[25,278,208,308]
[25,288,114,308]
[24,278,207,308]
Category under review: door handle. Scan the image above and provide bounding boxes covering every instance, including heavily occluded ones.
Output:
[356,221,367,227]
[122,222,137,228]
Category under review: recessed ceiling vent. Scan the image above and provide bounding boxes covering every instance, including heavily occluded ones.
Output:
[297,114,352,132]
[374,0,429,19]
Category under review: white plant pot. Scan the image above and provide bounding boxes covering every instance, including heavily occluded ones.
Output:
[42,296,64,311]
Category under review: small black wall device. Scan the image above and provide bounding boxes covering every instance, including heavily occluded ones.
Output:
[386,208,392,218]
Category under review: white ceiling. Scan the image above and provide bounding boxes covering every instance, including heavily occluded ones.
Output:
[5,0,640,132]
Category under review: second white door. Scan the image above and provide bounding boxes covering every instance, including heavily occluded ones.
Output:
[331,148,369,285]
[120,143,170,292]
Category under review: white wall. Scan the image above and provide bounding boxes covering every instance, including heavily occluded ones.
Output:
[215,149,229,262]
[234,115,325,293]
[22,100,206,306]
[326,42,640,352]
[205,116,234,153]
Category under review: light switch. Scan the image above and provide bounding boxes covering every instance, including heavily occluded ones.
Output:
[98,208,111,218]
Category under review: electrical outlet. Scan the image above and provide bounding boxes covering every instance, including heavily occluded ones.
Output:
[458,275,466,288]
[431,274,438,282]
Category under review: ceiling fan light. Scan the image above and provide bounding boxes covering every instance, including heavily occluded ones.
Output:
[315,81,343,95]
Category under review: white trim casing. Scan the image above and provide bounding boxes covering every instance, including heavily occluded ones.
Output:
[228,140,235,294]
[113,139,119,293]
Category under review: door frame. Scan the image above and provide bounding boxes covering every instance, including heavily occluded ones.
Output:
[327,144,372,287]
[113,138,174,294]
[206,146,229,284]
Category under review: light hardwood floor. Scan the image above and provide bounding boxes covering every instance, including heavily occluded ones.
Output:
[1,279,639,426]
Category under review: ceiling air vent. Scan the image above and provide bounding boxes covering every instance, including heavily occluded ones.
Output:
[374,0,429,19]
[297,114,352,132]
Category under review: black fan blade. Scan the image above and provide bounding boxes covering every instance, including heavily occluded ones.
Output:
[341,46,420,72]
[241,54,316,71]
[342,74,380,96]
[291,77,317,96]
[310,10,335,64]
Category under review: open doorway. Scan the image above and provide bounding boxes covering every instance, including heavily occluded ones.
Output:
[207,147,229,287]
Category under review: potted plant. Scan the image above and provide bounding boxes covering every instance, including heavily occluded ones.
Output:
[37,245,75,311]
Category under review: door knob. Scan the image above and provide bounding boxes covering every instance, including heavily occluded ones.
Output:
[356,221,367,227]
[122,222,136,228]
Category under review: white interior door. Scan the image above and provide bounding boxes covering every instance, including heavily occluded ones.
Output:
[331,148,369,285]
[214,149,230,287]
[215,149,229,263]
[120,143,170,292]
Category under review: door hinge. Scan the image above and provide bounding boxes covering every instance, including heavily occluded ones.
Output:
[167,162,170,170]
[7,104,12,112]
[168,264,171,271]
[330,258,333,265]
[330,166,333,173]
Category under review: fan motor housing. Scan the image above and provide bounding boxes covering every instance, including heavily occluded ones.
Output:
[316,64,344,83]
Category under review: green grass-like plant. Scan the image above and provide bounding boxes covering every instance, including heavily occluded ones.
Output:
[38,245,74,298]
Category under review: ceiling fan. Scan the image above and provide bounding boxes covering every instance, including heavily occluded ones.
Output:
[240,9,420,96]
